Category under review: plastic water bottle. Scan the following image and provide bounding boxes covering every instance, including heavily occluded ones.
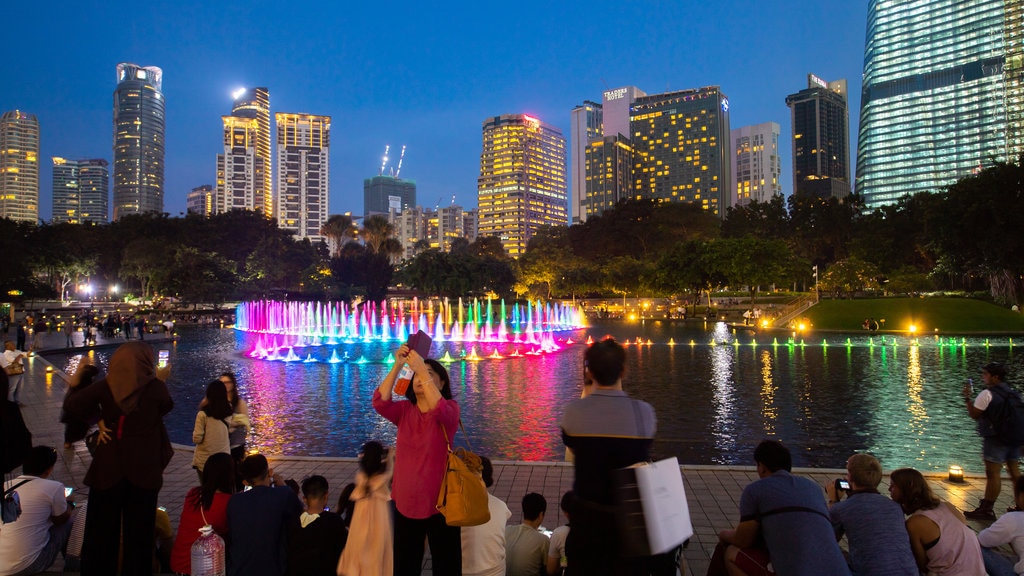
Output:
[190,525,225,576]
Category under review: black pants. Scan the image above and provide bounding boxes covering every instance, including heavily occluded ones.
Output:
[81,478,158,576]
[566,499,677,576]
[393,505,461,576]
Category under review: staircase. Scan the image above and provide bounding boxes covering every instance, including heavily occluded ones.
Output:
[770,294,818,328]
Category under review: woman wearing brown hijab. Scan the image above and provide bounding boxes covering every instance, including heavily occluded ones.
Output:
[64,341,174,576]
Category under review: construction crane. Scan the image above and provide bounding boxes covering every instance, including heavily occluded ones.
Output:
[395,146,407,177]
[379,145,390,176]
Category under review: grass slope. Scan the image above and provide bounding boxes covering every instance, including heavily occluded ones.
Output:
[804,298,1024,334]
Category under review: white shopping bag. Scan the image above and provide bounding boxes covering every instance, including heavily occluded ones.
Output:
[615,457,693,556]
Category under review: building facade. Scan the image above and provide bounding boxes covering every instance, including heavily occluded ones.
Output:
[186,184,215,215]
[0,110,39,223]
[477,114,567,257]
[52,158,109,224]
[364,175,416,219]
[275,113,330,241]
[857,0,1017,208]
[786,74,850,200]
[569,101,602,223]
[231,87,272,217]
[216,115,266,214]
[390,204,479,259]
[112,63,165,219]
[630,86,731,216]
[730,122,782,207]
[583,135,634,218]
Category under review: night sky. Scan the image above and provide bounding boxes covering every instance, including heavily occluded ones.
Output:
[2,0,867,220]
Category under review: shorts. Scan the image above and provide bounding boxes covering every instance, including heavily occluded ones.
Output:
[983,437,1020,464]
[733,547,776,576]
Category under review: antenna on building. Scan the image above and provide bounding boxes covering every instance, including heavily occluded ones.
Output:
[395,145,407,177]
[379,145,390,176]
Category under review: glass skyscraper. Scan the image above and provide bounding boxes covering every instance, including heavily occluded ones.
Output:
[231,88,272,218]
[786,75,850,200]
[0,110,39,223]
[112,63,165,219]
[52,158,109,224]
[856,0,1019,208]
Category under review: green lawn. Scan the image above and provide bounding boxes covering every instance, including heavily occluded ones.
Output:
[804,297,1024,333]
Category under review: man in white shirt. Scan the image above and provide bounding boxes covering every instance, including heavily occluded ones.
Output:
[505,493,549,576]
[0,446,74,576]
[461,456,512,576]
[0,341,27,404]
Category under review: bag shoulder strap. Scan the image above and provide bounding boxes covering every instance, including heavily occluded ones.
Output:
[3,478,33,497]
[438,418,474,453]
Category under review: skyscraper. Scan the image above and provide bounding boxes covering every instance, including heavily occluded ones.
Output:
[477,114,567,257]
[276,113,330,241]
[187,184,215,215]
[216,115,266,213]
[231,88,272,217]
[569,101,602,223]
[857,0,1018,208]
[0,110,39,223]
[364,175,416,219]
[786,74,850,200]
[112,63,165,219]
[630,86,732,216]
[731,122,782,206]
[52,158,109,224]
[583,135,634,219]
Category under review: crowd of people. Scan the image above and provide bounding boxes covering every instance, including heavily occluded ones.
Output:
[5,334,1024,575]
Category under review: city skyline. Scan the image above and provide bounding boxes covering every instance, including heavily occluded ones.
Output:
[1,1,867,221]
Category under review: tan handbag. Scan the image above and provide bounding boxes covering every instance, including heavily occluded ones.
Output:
[4,359,24,376]
[435,421,490,527]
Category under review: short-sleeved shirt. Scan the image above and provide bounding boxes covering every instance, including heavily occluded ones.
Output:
[504,524,550,576]
[0,475,68,576]
[829,491,917,576]
[547,525,569,571]
[739,471,850,576]
[978,510,1024,574]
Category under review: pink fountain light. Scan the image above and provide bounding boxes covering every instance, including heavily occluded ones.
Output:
[235,298,587,363]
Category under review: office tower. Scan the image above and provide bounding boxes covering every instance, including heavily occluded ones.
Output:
[187,184,215,215]
[786,74,850,200]
[276,113,330,241]
[231,88,272,217]
[630,86,732,216]
[582,135,634,219]
[731,122,782,207]
[477,114,567,257]
[112,63,165,219]
[364,175,416,219]
[216,116,266,213]
[569,101,602,223]
[52,158,109,224]
[0,111,39,223]
[857,0,1017,208]
[602,86,645,140]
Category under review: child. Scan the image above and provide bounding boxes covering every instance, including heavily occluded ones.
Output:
[337,441,394,576]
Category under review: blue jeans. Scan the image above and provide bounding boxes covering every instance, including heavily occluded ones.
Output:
[982,547,1019,576]
[10,520,72,576]
[984,437,1021,463]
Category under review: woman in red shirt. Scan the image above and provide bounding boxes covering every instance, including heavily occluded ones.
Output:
[171,452,236,574]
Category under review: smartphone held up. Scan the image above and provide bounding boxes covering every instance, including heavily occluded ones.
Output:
[157,349,169,368]
[394,330,432,395]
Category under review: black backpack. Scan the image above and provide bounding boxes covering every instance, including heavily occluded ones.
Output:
[987,384,1024,446]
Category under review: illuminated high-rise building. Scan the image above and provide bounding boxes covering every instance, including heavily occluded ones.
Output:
[731,122,782,206]
[0,110,40,223]
[112,63,165,219]
[582,135,634,218]
[276,113,330,241]
[786,75,850,200]
[364,175,416,219]
[569,101,602,223]
[231,88,272,217]
[477,114,567,257]
[630,86,731,216]
[187,184,215,215]
[52,158,108,224]
[857,0,1021,208]
[216,116,266,213]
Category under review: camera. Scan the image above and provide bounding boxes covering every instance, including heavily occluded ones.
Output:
[834,478,851,492]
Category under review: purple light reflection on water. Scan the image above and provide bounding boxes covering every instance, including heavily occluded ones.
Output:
[46,323,1024,472]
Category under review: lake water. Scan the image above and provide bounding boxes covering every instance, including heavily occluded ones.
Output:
[47,322,1024,472]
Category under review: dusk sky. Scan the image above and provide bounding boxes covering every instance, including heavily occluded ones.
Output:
[3,0,868,220]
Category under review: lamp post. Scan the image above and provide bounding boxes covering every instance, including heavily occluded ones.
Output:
[813,265,819,302]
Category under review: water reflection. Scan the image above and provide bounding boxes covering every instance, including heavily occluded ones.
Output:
[44,322,1022,472]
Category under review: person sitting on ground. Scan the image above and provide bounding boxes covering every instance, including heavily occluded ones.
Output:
[170,452,236,575]
[977,475,1024,576]
[888,467,985,575]
[826,453,917,575]
[0,446,75,576]
[286,475,347,576]
[226,453,302,576]
[461,455,512,576]
[711,439,850,576]
[505,492,550,576]
[545,492,573,576]
[192,379,233,481]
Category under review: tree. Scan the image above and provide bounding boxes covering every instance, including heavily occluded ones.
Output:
[712,237,793,304]
[320,214,358,258]
[722,195,790,239]
[819,258,882,298]
[121,238,170,301]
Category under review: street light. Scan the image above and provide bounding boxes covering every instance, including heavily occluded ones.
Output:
[812,265,819,302]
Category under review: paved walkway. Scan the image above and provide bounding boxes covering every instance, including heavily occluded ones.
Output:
[9,329,1017,575]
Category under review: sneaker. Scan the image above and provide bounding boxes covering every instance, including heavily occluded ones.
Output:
[965,507,996,521]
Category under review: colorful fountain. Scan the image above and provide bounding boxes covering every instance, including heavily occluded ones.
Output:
[234,298,587,362]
